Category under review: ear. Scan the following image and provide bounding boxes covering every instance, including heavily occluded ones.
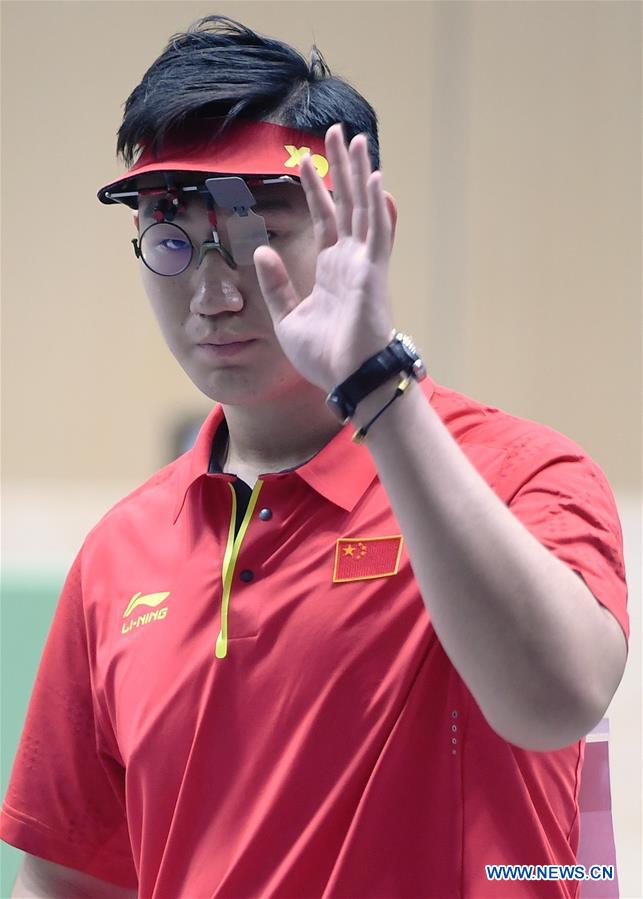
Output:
[383,191,398,245]
[132,210,140,231]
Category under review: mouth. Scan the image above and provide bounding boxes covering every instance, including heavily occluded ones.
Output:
[196,338,258,358]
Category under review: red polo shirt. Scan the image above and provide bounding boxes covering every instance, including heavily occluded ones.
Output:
[1,376,629,898]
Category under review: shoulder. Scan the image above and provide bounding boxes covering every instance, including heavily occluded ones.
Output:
[423,378,611,499]
[426,378,578,449]
[82,450,190,552]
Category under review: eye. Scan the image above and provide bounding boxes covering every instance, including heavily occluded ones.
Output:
[159,238,190,251]
[266,231,278,241]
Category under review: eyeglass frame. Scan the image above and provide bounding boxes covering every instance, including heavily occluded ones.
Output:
[104,175,301,276]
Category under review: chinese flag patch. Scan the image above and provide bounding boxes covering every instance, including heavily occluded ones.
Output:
[333,536,404,583]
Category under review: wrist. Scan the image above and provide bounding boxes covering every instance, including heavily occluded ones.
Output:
[326,331,395,394]
[351,374,410,431]
[326,331,426,426]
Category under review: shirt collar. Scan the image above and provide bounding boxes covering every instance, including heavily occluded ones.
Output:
[172,402,228,524]
[172,375,435,523]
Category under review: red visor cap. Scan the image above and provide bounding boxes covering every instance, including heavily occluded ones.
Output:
[97,120,334,204]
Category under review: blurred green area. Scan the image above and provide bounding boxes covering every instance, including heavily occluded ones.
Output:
[1,575,62,898]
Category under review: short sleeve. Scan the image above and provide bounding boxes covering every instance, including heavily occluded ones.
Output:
[499,430,629,642]
[0,547,138,890]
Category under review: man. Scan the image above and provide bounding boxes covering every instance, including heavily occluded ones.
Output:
[1,15,628,899]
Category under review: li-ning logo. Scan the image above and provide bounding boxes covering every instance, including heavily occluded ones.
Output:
[284,145,329,178]
[121,591,170,635]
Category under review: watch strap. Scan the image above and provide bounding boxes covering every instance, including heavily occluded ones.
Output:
[326,334,424,423]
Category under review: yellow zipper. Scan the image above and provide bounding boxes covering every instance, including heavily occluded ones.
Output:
[215,479,264,659]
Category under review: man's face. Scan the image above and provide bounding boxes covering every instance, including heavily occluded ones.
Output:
[137,178,319,405]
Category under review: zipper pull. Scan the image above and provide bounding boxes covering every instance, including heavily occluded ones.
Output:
[215,629,227,659]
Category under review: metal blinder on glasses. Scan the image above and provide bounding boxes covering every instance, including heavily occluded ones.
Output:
[204,177,270,267]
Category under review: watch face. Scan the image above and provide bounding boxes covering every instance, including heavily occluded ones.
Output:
[395,332,426,381]
[396,332,418,356]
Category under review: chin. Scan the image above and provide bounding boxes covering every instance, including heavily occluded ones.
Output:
[187,365,301,407]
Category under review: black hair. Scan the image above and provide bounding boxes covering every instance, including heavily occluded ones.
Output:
[116,15,380,170]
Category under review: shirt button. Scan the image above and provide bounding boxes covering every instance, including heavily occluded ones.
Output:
[258,508,273,521]
[239,569,254,583]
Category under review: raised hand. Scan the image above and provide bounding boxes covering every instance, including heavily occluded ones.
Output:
[254,123,396,393]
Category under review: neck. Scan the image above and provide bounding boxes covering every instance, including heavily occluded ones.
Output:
[221,383,344,474]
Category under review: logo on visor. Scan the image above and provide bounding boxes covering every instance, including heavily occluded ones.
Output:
[284,145,329,179]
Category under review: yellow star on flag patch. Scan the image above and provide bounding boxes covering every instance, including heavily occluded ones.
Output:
[333,536,404,583]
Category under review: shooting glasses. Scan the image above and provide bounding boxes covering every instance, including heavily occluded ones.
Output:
[104,175,299,275]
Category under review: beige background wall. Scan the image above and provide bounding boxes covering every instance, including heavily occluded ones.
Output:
[2,0,641,894]
[2,0,641,486]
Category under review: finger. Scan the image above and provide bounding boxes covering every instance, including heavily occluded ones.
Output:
[366,171,392,262]
[299,154,338,250]
[253,245,300,325]
[349,134,371,243]
[325,123,353,238]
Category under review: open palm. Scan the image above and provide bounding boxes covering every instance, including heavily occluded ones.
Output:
[254,125,395,393]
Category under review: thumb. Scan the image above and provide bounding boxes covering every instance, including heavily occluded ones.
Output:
[254,246,300,325]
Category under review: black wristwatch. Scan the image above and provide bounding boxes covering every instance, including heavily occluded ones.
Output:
[326,331,426,424]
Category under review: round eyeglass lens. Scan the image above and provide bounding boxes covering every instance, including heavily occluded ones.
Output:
[139,221,193,276]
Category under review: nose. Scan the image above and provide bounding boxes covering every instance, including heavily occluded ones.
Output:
[189,250,245,316]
